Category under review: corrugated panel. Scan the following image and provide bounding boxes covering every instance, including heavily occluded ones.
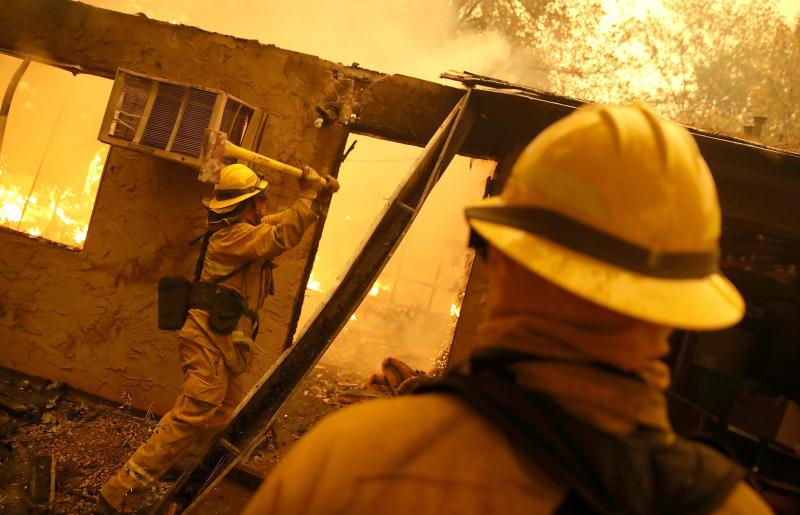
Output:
[229,106,254,146]
[140,82,184,150]
[171,87,217,157]
[108,73,150,141]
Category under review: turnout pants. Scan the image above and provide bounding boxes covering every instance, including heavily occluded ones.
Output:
[100,335,247,512]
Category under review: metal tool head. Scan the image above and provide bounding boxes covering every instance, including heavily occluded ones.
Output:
[198,128,229,183]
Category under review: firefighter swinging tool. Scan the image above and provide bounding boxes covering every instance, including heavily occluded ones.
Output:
[199,128,338,195]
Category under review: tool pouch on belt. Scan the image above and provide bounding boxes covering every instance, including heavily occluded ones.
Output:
[189,282,253,335]
[158,230,258,333]
[158,231,238,332]
[157,276,193,330]
[208,285,245,334]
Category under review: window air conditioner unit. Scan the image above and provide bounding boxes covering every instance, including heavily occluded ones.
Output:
[98,69,264,183]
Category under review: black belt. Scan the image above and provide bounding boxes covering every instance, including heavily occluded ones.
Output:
[188,282,259,323]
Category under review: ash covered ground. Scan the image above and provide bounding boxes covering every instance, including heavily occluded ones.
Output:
[0,364,388,514]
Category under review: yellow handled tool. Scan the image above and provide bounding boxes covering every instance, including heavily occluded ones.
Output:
[200,128,303,182]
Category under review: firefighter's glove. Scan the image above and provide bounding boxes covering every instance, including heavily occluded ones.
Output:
[299,165,324,199]
[299,166,340,199]
[312,180,339,217]
[322,175,340,194]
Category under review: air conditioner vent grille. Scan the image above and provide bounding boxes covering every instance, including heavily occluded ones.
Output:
[172,88,217,157]
[99,69,263,180]
[140,82,184,150]
[108,74,150,141]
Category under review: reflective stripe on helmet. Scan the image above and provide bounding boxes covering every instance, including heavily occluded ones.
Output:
[214,185,262,200]
[466,206,719,279]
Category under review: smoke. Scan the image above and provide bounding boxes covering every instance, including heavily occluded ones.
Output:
[80,0,512,82]
[298,138,493,376]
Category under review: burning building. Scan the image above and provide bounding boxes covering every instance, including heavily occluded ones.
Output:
[0,0,799,512]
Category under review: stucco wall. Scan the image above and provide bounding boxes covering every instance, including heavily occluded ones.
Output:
[0,1,353,413]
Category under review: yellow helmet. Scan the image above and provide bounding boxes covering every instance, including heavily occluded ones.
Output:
[466,103,744,330]
[204,163,268,213]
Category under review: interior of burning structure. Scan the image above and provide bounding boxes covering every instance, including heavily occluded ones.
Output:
[0,0,799,513]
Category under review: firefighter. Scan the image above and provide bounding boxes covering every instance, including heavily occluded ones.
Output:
[242,104,773,514]
[98,163,338,513]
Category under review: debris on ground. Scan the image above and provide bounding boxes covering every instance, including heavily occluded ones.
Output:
[363,356,431,397]
[242,364,361,476]
[242,358,436,478]
[29,454,56,511]
[0,358,437,512]
[0,375,64,422]
[0,369,157,514]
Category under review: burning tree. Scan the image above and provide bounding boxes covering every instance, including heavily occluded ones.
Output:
[452,0,799,148]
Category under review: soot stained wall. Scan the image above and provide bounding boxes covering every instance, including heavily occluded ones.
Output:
[0,0,353,413]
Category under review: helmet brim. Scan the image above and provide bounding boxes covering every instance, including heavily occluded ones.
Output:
[467,196,744,330]
[204,179,268,213]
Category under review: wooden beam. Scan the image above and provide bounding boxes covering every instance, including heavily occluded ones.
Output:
[0,0,366,104]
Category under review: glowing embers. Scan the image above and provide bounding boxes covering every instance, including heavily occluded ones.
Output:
[0,146,107,247]
[0,184,25,225]
[449,303,461,318]
[368,281,390,297]
[0,55,112,247]
[306,272,323,293]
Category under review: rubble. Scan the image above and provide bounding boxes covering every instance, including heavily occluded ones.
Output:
[0,360,434,512]
[0,369,155,514]
[0,375,66,423]
[0,365,382,513]
[242,359,436,478]
[29,454,56,511]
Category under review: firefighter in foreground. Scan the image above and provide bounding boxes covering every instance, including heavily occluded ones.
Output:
[243,104,773,514]
[98,163,338,513]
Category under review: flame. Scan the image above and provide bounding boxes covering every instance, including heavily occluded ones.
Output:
[368,281,392,297]
[74,225,88,244]
[55,205,76,225]
[0,146,107,246]
[449,303,461,317]
[84,150,105,197]
[0,185,26,224]
[306,272,323,292]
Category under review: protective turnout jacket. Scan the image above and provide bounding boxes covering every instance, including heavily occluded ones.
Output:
[179,198,318,373]
[243,323,774,515]
[100,199,318,512]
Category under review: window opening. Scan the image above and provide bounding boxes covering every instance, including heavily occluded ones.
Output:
[0,54,112,247]
[297,135,494,378]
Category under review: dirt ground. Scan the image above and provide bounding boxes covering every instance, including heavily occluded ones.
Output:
[0,368,169,514]
[0,364,383,514]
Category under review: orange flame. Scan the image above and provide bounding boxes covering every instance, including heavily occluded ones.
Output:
[0,146,107,246]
